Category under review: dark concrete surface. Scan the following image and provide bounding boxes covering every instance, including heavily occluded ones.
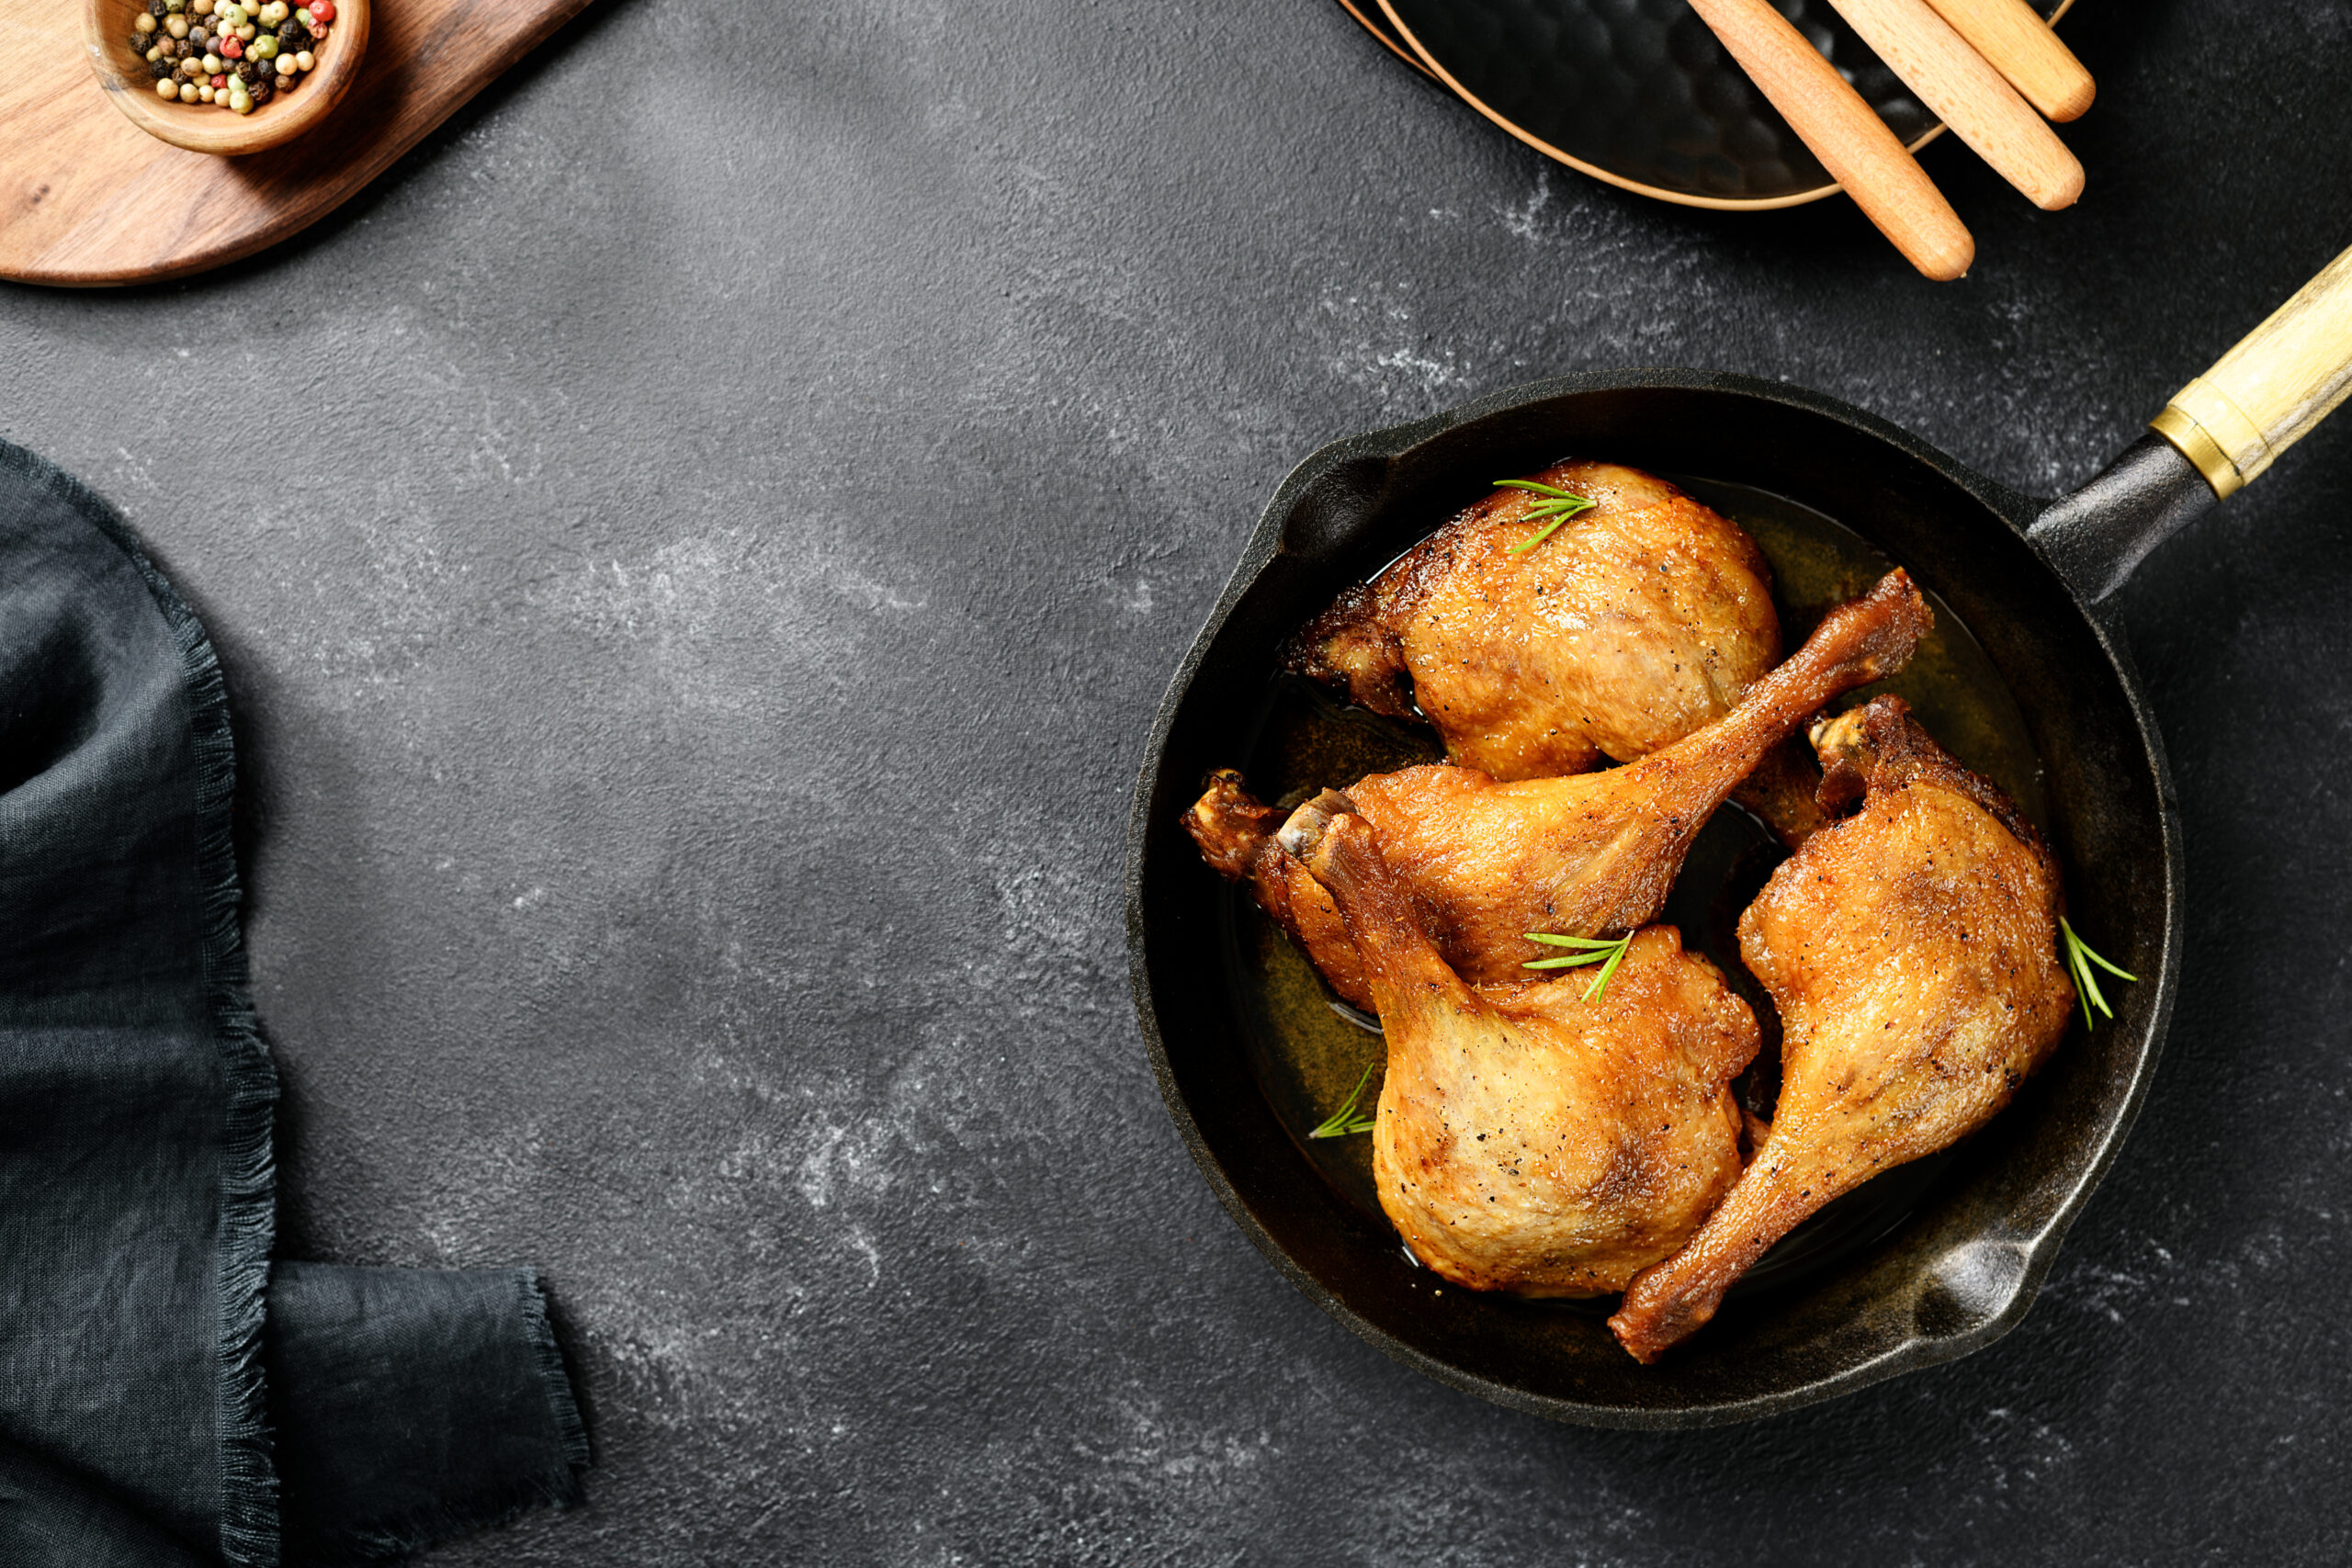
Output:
[6,0,2352,1561]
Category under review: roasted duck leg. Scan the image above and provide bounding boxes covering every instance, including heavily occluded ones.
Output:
[1185,773,1374,1010]
[1286,459,1823,844]
[1289,460,1781,780]
[1280,795,1758,1295]
[1608,695,2076,1362]
[1186,570,1930,1000]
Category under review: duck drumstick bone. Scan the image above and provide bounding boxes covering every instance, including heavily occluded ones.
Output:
[1184,570,1932,1003]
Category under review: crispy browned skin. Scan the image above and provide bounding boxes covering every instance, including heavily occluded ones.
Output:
[1182,772,1373,1010]
[1315,570,1927,987]
[1288,460,1781,782]
[1280,797,1758,1296]
[1608,696,2076,1362]
[1186,571,1926,1000]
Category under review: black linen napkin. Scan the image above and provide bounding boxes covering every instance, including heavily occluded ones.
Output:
[0,440,589,1565]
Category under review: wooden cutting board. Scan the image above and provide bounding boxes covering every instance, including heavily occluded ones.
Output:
[0,0,596,287]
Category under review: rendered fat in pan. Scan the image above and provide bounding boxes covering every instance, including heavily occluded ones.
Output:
[1125,243,2352,1427]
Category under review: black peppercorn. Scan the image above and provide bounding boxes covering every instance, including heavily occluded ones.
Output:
[247,75,273,103]
[277,20,311,50]
[232,59,257,82]
[146,0,167,16]
[129,31,148,51]
[149,57,175,77]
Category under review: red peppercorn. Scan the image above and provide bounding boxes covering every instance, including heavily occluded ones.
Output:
[211,73,226,85]
[221,35,242,57]
[310,0,334,18]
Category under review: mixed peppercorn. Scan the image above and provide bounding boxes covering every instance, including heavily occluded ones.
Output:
[128,0,335,114]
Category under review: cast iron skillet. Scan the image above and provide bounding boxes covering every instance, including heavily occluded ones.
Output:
[1127,246,2352,1427]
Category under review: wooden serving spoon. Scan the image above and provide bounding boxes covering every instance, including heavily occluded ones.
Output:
[1921,0,2095,121]
[1826,0,2083,210]
[1687,0,1973,280]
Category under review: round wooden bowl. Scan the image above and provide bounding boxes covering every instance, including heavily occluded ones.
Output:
[81,0,368,156]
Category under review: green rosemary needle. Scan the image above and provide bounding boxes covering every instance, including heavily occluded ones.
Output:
[2059,916,2137,1030]
[1521,930,1634,1001]
[1493,479,1597,556]
[1308,1062,1380,1139]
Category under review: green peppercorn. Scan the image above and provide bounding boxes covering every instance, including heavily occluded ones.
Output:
[252,33,277,57]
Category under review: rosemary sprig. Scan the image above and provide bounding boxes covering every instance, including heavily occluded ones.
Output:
[1493,479,1597,556]
[2060,916,2137,1031]
[1308,1062,1380,1139]
[1521,930,1634,1001]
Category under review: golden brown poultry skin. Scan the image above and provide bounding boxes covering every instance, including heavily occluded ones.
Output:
[1185,570,1929,999]
[1182,772,1374,1010]
[1280,795,1758,1296]
[1288,460,1781,782]
[1607,695,2076,1362]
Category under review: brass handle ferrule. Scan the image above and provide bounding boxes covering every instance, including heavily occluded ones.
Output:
[2151,243,2352,500]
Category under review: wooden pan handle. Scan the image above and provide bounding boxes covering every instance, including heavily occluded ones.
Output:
[2154,244,2352,498]
[1687,0,1973,281]
[1827,0,2082,210]
[1919,0,2095,121]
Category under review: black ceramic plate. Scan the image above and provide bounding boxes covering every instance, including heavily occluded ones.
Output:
[1345,0,2075,208]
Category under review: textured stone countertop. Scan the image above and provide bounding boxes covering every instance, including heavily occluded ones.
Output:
[6,1,2351,1561]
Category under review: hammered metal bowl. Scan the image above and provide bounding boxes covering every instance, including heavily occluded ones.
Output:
[1348,0,2073,208]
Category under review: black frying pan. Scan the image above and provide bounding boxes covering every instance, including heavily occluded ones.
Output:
[1125,246,2352,1427]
